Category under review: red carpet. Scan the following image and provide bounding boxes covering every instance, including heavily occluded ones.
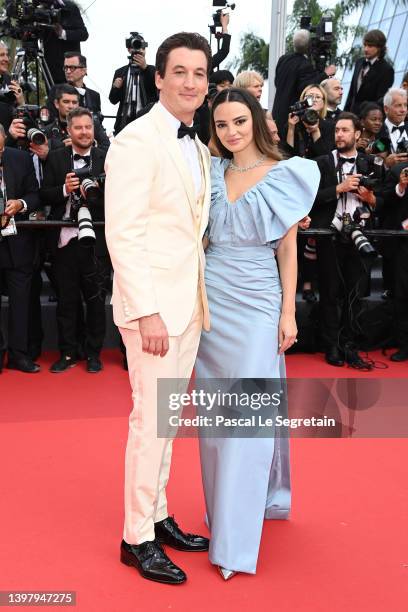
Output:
[1,350,408,611]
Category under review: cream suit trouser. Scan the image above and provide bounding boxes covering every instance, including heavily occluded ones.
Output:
[120,294,203,545]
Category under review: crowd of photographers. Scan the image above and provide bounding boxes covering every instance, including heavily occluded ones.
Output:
[0,8,408,374]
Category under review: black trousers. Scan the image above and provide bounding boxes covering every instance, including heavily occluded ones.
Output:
[393,238,408,349]
[52,239,108,358]
[0,264,33,359]
[316,236,372,350]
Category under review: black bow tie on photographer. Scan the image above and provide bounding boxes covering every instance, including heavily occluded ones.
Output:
[392,125,405,134]
[177,123,197,140]
[339,156,356,164]
[73,153,90,164]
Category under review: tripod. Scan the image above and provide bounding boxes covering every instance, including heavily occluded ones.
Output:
[119,58,147,131]
[11,39,55,106]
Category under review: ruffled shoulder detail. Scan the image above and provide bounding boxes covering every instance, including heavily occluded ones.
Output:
[208,156,320,245]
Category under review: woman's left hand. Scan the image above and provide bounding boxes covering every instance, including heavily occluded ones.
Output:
[278,313,298,354]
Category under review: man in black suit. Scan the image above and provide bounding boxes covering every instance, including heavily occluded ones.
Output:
[41,108,109,373]
[377,88,408,168]
[310,112,381,368]
[378,163,408,361]
[321,78,343,123]
[344,29,394,116]
[41,0,89,84]
[0,42,26,132]
[0,123,41,374]
[272,29,336,137]
[109,36,157,134]
[47,53,102,121]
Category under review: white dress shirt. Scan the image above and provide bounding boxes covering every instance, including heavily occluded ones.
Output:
[157,101,202,197]
[332,150,361,224]
[59,149,91,248]
[385,117,408,153]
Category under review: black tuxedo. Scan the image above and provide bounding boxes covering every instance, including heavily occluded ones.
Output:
[40,145,108,358]
[325,108,342,124]
[272,52,327,137]
[310,151,376,350]
[46,83,102,120]
[376,120,408,154]
[44,116,110,152]
[109,64,157,134]
[0,148,40,359]
[344,57,394,116]
[0,73,16,131]
[41,1,89,84]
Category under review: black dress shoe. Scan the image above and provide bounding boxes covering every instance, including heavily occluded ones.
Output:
[120,540,186,585]
[7,357,41,373]
[87,357,102,373]
[50,355,77,373]
[155,516,209,552]
[390,348,408,362]
[344,347,372,370]
[325,346,344,367]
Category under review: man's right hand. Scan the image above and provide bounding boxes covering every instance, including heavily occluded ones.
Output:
[337,174,362,194]
[63,137,72,147]
[139,313,169,357]
[113,77,124,89]
[8,118,26,140]
[65,172,80,194]
[385,153,408,168]
[399,168,408,191]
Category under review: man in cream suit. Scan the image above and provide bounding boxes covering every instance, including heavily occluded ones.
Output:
[105,32,212,585]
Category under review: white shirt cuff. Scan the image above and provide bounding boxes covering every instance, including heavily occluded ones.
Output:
[59,29,67,40]
[396,184,406,197]
[63,185,68,198]
[19,199,27,213]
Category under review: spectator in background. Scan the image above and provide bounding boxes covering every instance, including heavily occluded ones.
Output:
[377,88,408,169]
[356,102,384,154]
[0,42,25,131]
[210,69,234,93]
[272,29,336,137]
[344,29,394,116]
[321,78,343,123]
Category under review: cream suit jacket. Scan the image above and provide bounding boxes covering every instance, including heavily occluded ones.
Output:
[104,103,211,337]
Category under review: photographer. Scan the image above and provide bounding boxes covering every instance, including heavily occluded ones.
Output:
[0,123,41,374]
[109,32,157,135]
[210,11,231,73]
[344,29,394,116]
[310,112,382,368]
[272,29,336,137]
[47,52,102,121]
[379,163,408,361]
[377,88,408,169]
[40,107,109,373]
[0,42,25,131]
[286,84,335,159]
[40,0,89,84]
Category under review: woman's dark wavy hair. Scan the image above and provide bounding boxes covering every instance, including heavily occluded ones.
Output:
[210,87,282,161]
[359,101,383,120]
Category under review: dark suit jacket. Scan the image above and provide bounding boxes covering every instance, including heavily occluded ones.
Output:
[0,147,40,268]
[47,84,101,120]
[109,64,157,134]
[0,73,16,132]
[40,146,107,256]
[42,1,89,84]
[379,162,408,228]
[44,117,110,152]
[376,120,408,154]
[285,118,335,159]
[310,151,382,228]
[272,52,326,136]
[344,57,394,116]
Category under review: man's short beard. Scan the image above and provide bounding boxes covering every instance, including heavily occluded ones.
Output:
[337,142,355,153]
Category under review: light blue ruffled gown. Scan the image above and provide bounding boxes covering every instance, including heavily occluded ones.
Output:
[195,156,320,574]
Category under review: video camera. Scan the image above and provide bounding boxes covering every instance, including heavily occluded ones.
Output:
[13,103,50,149]
[125,32,148,54]
[210,0,235,35]
[0,0,62,41]
[300,14,333,73]
[70,169,106,245]
[289,95,320,126]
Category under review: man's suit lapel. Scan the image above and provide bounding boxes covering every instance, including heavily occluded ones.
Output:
[150,104,197,219]
[195,137,211,236]
[2,149,15,198]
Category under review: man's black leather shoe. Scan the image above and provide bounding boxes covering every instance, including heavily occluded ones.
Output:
[50,355,77,373]
[120,540,186,584]
[155,516,209,552]
[87,357,102,373]
[390,349,408,362]
[7,357,40,373]
[325,346,344,367]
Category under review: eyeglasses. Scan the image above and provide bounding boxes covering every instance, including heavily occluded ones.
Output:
[309,95,323,101]
[63,65,85,72]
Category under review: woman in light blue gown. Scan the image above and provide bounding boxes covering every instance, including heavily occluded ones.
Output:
[195,88,320,579]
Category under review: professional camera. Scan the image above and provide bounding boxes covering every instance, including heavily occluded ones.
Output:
[0,0,62,41]
[358,175,380,190]
[397,139,408,154]
[289,95,320,125]
[300,14,333,72]
[125,32,148,54]
[210,0,235,34]
[331,209,377,257]
[70,170,105,245]
[13,104,49,148]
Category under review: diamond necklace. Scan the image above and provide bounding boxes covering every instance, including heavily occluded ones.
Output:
[228,154,266,173]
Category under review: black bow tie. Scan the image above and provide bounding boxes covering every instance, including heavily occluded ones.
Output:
[392,125,405,134]
[177,123,197,140]
[73,153,90,163]
[339,156,356,164]
[362,59,371,68]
